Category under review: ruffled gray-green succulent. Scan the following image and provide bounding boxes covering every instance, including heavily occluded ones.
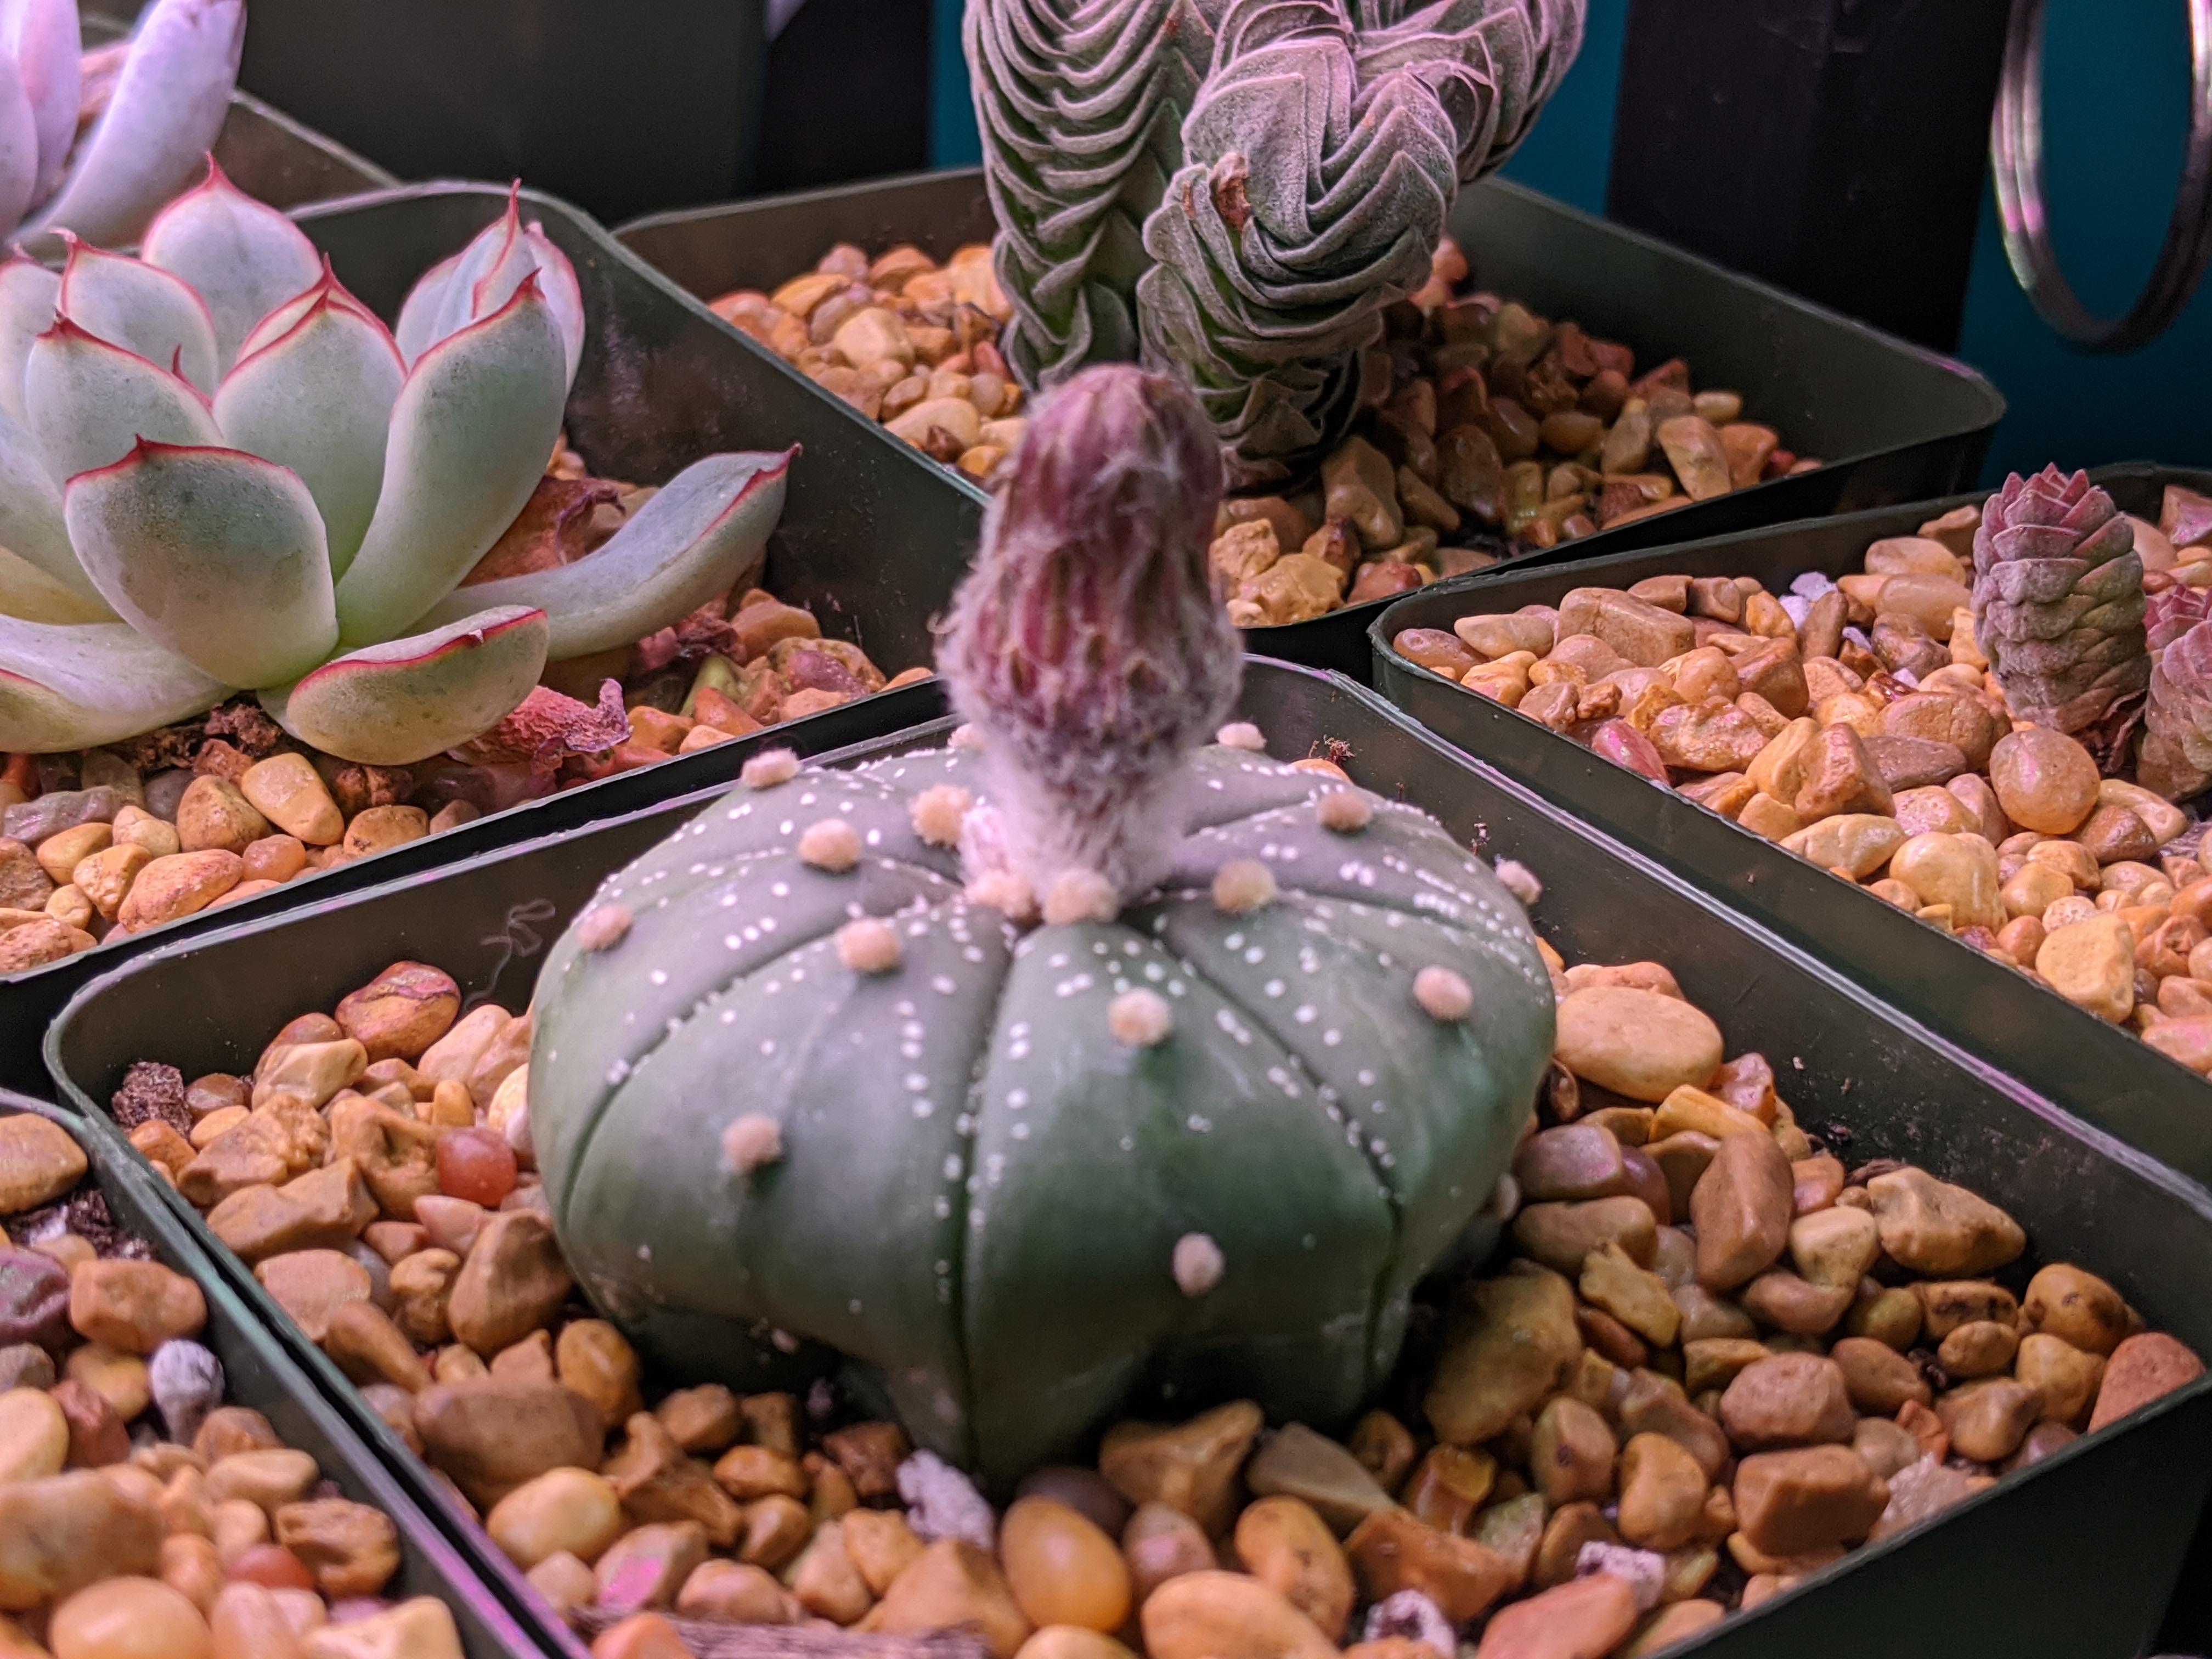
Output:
[967,0,1583,484]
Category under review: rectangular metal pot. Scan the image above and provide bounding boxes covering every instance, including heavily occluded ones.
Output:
[41,661,2212,1659]
[614,167,2006,679]
[1367,461,2212,1193]
[0,1087,545,1656]
[82,12,399,207]
[0,180,984,1099]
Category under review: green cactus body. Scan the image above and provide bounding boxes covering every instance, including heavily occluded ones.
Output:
[531,740,1553,1486]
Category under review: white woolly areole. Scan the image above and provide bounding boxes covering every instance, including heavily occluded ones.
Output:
[1364,1590,1453,1654]
[1173,1232,1225,1296]
[910,784,974,848]
[1217,721,1265,752]
[1576,1542,1666,1611]
[1414,964,1473,1020]
[741,747,800,788]
[1316,788,1372,833]
[1042,869,1119,926]
[720,1113,784,1176]
[837,917,902,974]
[1291,757,1349,781]
[574,902,631,951]
[948,723,986,752]
[967,871,1038,923]
[897,1449,995,1550]
[1494,857,1543,907]
[1212,858,1277,915]
[799,818,862,873]
[1108,988,1173,1047]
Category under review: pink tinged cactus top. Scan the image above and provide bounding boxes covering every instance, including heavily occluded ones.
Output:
[938,364,1240,899]
[1971,465,2150,750]
[1,0,244,252]
[0,172,793,763]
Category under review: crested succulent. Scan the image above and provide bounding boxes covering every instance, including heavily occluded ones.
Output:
[0,0,244,251]
[0,172,789,765]
[528,365,1556,1486]
[968,0,1584,483]
[1971,466,2149,763]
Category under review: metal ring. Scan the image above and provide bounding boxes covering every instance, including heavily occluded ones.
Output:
[1990,0,2212,353]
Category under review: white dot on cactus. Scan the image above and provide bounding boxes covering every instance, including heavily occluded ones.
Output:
[949,723,985,751]
[799,818,862,872]
[742,747,801,789]
[1216,721,1266,752]
[1108,988,1174,1047]
[1317,789,1373,834]
[1213,860,1277,915]
[575,902,633,951]
[837,917,902,974]
[1414,965,1475,1021]
[1173,1233,1226,1297]
[1494,857,1543,907]
[720,1113,784,1176]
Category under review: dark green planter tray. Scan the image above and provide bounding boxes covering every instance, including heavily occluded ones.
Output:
[0,1088,544,1656]
[1368,461,2212,1194]
[614,167,2005,680]
[43,661,2212,1659]
[0,180,983,1098]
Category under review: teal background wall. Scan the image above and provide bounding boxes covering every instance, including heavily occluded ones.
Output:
[927,0,2212,485]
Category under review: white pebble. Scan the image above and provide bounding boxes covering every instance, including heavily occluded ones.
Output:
[1778,592,1811,629]
[1212,859,1278,915]
[720,1113,784,1175]
[910,784,974,847]
[1172,1232,1224,1296]
[1576,1542,1666,1611]
[1042,870,1119,926]
[1109,988,1173,1047]
[149,1341,224,1445]
[741,747,800,789]
[1216,721,1266,752]
[1493,857,1542,907]
[1413,964,1473,1020]
[837,917,902,974]
[897,1449,995,1549]
[1790,570,1837,600]
[799,817,862,872]
[1316,789,1372,833]
[573,902,632,952]
[1364,1590,1453,1654]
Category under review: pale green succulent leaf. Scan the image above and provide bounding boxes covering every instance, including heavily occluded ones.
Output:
[331,276,566,648]
[0,47,40,244]
[55,234,221,394]
[141,159,324,374]
[393,191,585,387]
[0,254,55,425]
[262,603,549,766]
[21,0,242,252]
[213,289,404,577]
[63,437,337,689]
[25,316,221,486]
[391,247,461,368]
[416,449,790,661]
[0,393,104,608]
[0,614,227,752]
[522,222,585,388]
[0,547,111,624]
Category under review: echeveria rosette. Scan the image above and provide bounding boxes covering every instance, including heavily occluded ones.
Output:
[964,0,1222,388]
[1135,0,1584,483]
[528,366,1556,1486]
[1971,466,2150,764]
[0,172,792,764]
[2141,622,2212,803]
[0,0,243,254]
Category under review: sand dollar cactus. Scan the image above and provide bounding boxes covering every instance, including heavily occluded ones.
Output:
[1970,466,2150,760]
[968,0,1583,483]
[0,174,789,764]
[529,366,1556,1485]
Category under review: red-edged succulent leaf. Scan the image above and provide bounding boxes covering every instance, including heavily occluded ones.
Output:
[213,285,405,575]
[63,437,336,688]
[331,274,567,648]
[21,0,242,251]
[262,604,551,766]
[24,313,219,484]
[2149,585,2212,654]
[2163,484,2212,551]
[391,246,462,368]
[391,185,584,386]
[56,233,220,393]
[141,156,324,374]
[0,613,227,751]
[415,450,789,661]
[447,679,629,767]
[0,391,98,607]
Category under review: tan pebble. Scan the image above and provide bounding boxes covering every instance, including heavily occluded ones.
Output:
[1615,1431,1708,1551]
[487,1467,624,1569]
[116,850,244,930]
[0,1388,67,1482]
[1423,1270,1581,1446]
[1015,1629,1138,1659]
[910,784,973,846]
[870,1538,1031,1658]
[1000,1496,1133,1633]
[1866,1166,2024,1276]
[335,961,460,1063]
[2015,1333,2106,1426]
[1471,1574,1638,1659]
[0,1114,87,1212]
[50,1574,211,1659]
[1141,1570,1334,1659]
[2035,913,2137,1021]
[300,1596,461,1658]
[69,1260,206,1353]
[1529,1395,1617,1506]
[1731,1446,1888,1555]
[2021,1263,2130,1356]
[1937,1378,2041,1461]
[1120,1502,1212,1604]
[676,1557,796,1623]
[1719,1354,1854,1450]
[1098,1401,1262,1537]
[1989,728,2100,834]
[1690,1131,1793,1291]
[240,754,343,846]
[2089,1333,2206,1431]
[1830,1337,1931,1415]
[1623,1601,1726,1658]
[1554,986,1724,1102]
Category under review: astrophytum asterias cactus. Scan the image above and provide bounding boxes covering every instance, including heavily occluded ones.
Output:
[0,172,789,765]
[0,0,244,251]
[968,0,1583,483]
[1971,466,2149,759]
[528,366,1555,1485]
